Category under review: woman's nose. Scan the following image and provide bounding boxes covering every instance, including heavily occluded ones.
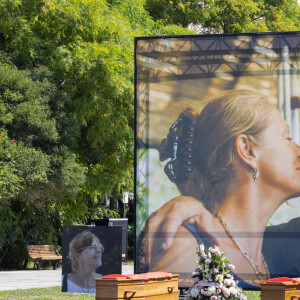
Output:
[295,142,300,158]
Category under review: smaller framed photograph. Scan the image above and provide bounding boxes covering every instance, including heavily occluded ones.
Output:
[61,225,122,293]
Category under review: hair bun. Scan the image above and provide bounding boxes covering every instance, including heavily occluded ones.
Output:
[159,108,197,185]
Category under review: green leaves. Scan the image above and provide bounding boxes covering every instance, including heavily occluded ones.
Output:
[0,136,23,202]
[0,60,87,269]
[0,61,86,207]
[0,0,191,197]
[145,0,300,33]
[0,0,192,269]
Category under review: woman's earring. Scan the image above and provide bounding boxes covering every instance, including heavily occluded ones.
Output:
[253,168,259,181]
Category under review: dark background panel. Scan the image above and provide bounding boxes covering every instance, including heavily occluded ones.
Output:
[62,225,122,276]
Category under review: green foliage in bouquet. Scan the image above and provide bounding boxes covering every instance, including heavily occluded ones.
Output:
[185,244,247,300]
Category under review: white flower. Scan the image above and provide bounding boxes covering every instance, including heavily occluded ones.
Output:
[190,288,200,297]
[199,243,205,253]
[216,282,224,289]
[224,279,236,287]
[224,279,235,286]
[188,243,247,300]
[229,287,238,297]
[207,286,216,295]
[209,246,218,254]
[222,287,230,298]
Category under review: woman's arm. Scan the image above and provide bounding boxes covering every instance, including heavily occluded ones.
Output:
[149,225,199,272]
[140,195,219,259]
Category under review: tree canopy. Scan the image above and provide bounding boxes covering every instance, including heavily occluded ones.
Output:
[145,0,300,32]
[0,0,191,268]
[0,0,190,198]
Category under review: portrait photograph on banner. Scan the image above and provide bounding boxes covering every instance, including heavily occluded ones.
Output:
[135,32,300,289]
[61,225,122,293]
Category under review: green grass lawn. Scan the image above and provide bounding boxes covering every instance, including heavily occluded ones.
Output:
[0,287,93,299]
[0,286,261,299]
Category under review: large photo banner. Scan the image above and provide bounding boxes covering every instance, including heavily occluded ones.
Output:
[135,33,300,289]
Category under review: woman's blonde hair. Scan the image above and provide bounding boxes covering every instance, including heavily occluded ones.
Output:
[160,90,274,211]
[69,230,102,271]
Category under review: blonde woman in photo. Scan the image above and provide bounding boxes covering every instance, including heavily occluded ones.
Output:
[62,230,103,293]
[137,91,300,288]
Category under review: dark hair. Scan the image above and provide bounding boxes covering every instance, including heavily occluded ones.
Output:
[159,91,273,211]
[159,108,197,194]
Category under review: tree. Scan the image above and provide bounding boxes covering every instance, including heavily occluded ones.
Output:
[145,0,300,33]
[0,61,86,205]
[0,0,191,196]
[0,60,89,268]
[0,0,191,268]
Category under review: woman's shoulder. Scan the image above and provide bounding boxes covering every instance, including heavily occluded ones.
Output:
[150,224,199,272]
[66,274,96,293]
[265,217,300,233]
[67,273,76,282]
[182,221,215,249]
[65,273,81,290]
[94,273,102,279]
[61,273,82,293]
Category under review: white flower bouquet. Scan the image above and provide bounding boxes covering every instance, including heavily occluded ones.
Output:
[185,244,247,300]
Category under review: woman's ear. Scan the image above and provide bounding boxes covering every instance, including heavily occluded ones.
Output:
[235,134,257,169]
[74,252,82,264]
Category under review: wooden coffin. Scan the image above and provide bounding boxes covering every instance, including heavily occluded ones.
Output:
[261,281,300,300]
[96,274,179,300]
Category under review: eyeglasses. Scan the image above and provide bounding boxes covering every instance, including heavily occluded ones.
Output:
[75,243,104,253]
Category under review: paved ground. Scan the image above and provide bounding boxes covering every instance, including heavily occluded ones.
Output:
[0,263,134,291]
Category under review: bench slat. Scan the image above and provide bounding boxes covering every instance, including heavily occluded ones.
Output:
[27,245,62,262]
[29,256,62,260]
